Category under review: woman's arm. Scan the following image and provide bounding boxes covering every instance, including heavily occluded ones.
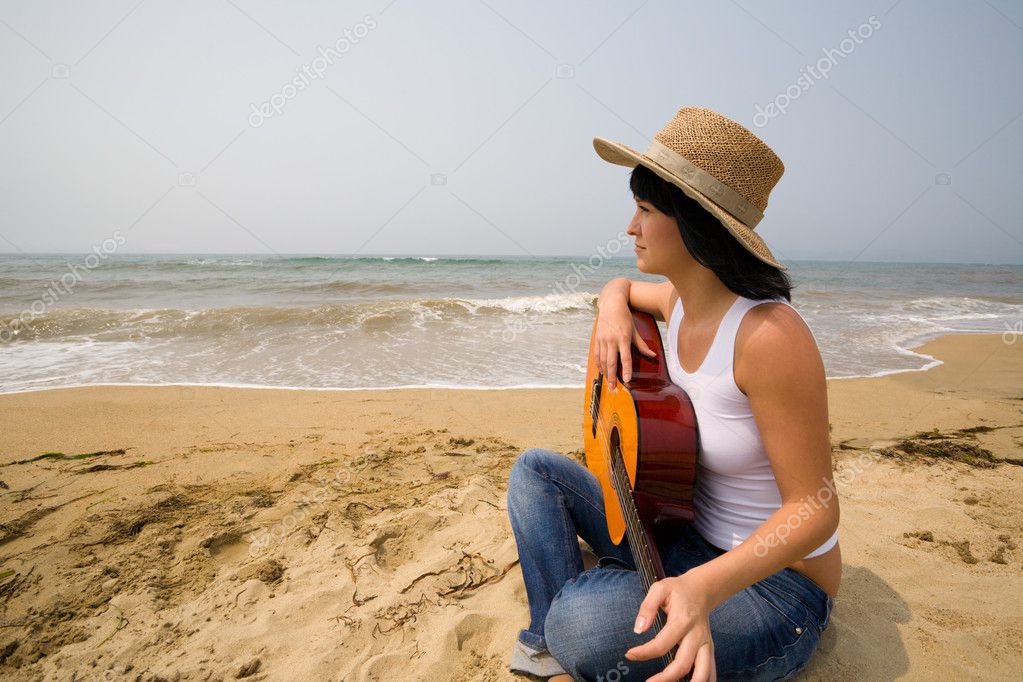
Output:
[694,303,837,603]
[595,278,674,388]
[598,277,675,322]
[626,302,839,681]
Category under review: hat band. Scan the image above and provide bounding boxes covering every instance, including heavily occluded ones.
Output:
[644,140,764,228]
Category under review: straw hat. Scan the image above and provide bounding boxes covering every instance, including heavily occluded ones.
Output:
[593,106,787,270]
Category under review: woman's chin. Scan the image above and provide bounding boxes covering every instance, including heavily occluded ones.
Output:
[636,256,665,276]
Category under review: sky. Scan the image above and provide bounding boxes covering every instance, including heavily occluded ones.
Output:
[0,0,1021,264]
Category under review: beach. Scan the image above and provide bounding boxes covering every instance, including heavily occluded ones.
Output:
[1,331,1021,680]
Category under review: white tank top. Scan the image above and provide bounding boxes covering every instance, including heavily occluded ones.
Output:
[665,293,839,560]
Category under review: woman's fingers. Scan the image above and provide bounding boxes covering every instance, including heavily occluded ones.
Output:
[606,345,619,389]
[595,311,656,387]
[620,339,636,383]
[628,616,688,662]
[647,635,703,682]
[627,582,676,658]
[634,326,658,357]
[692,642,716,682]
[671,634,703,680]
[623,323,659,383]
[632,579,668,634]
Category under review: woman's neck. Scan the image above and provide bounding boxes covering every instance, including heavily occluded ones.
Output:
[665,265,736,325]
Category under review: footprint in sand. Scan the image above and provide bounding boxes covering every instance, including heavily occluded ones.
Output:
[901,529,1018,565]
[200,529,250,564]
[368,513,444,570]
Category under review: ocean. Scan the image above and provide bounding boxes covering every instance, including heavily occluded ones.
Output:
[0,254,1020,394]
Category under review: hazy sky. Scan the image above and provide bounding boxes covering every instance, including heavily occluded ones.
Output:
[1,0,1021,263]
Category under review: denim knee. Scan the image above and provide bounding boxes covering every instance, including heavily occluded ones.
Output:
[507,448,551,502]
[544,569,661,680]
[512,447,553,477]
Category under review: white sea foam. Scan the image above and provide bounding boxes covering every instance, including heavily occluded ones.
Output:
[0,258,1020,393]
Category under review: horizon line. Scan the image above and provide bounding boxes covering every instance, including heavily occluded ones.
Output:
[0,252,1021,267]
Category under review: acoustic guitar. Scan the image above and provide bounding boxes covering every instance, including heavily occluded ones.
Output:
[582,308,700,676]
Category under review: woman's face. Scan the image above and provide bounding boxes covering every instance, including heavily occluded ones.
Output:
[627,197,688,275]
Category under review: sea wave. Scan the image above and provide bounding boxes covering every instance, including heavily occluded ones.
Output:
[0,255,519,272]
[0,292,600,342]
[900,296,1020,320]
[178,255,508,267]
[349,256,509,266]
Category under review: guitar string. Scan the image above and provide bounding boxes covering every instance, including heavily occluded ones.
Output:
[591,407,660,583]
[592,417,657,585]
[589,322,686,675]
[592,411,678,670]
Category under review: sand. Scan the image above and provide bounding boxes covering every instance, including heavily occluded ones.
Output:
[0,332,1021,681]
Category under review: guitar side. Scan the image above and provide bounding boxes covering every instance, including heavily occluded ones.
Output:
[583,308,700,679]
[583,310,699,547]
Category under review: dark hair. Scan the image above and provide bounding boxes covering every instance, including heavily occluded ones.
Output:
[629,164,791,302]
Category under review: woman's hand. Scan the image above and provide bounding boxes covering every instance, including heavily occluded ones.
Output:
[625,572,717,682]
[595,292,656,390]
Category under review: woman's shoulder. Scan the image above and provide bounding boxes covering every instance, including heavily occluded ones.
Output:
[734,299,823,394]
[739,299,816,349]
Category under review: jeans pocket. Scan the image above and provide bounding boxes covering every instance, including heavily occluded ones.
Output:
[821,595,834,631]
[724,585,820,681]
[775,569,831,634]
[759,581,813,637]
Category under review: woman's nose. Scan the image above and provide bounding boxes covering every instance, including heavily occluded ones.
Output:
[626,214,639,235]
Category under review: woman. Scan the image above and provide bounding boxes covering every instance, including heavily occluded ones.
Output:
[506,107,840,682]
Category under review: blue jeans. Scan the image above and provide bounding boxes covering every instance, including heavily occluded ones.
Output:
[507,448,834,681]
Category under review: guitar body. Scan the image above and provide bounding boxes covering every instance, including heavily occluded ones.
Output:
[582,308,700,578]
[582,307,701,678]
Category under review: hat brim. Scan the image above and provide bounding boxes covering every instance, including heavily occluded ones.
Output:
[593,136,786,270]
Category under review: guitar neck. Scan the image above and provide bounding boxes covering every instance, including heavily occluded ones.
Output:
[607,443,681,674]
[584,308,701,681]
